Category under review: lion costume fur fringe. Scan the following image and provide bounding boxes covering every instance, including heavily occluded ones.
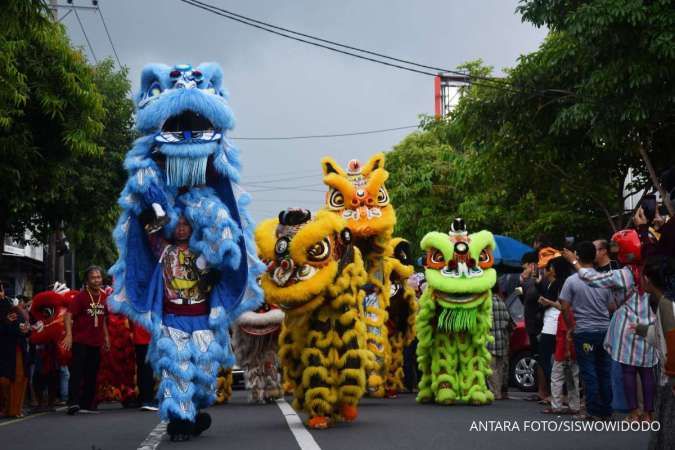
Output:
[416,221,496,405]
[320,153,397,397]
[255,210,370,429]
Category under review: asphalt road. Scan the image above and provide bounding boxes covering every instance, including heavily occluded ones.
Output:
[0,391,652,450]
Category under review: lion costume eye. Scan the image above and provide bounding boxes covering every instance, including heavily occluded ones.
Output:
[147,81,161,98]
[478,247,493,269]
[307,238,331,262]
[328,189,345,210]
[376,187,389,205]
[426,248,445,270]
[41,307,55,319]
[296,265,318,280]
[275,238,289,257]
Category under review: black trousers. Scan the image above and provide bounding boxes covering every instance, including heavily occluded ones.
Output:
[135,344,155,404]
[403,338,419,392]
[68,343,100,409]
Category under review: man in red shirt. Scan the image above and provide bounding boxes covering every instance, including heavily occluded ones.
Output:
[63,266,110,415]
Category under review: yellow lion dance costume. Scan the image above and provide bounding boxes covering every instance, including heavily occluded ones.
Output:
[255,209,370,429]
[321,152,399,397]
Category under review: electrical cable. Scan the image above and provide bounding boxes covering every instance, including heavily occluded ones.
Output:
[231,125,418,140]
[182,0,516,88]
[179,0,568,98]
[58,9,73,23]
[97,4,122,67]
[73,7,98,63]
[180,0,437,77]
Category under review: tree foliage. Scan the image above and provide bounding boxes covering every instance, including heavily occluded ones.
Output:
[388,0,674,255]
[0,2,134,277]
[0,0,105,239]
[66,59,134,276]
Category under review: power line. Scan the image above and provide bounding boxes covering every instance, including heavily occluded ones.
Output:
[241,174,321,184]
[231,125,418,141]
[247,186,326,193]
[181,0,522,91]
[180,0,574,99]
[58,9,72,22]
[96,3,122,67]
[179,0,437,77]
[72,7,97,63]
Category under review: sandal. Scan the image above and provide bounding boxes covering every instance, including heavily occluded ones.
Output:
[541,407,567,414]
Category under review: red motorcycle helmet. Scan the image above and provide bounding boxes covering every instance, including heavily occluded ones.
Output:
[611,229,642,265]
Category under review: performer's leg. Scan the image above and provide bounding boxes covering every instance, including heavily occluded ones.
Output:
[434,334,460,404]
[279,320,307,410]
[191,329,219,437]
[302,315,336,429]
[336,308,368,422]
[81,345,101,410]
[67,343,85,412]
[156,326,198,441]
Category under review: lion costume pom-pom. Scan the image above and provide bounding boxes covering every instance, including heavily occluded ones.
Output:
[255,209,370,428]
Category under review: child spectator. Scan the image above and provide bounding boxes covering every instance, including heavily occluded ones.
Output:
[544,310,580,414]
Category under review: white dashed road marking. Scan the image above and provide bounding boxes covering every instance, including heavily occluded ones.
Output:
[276,398,322,450]
[137,421,167,450]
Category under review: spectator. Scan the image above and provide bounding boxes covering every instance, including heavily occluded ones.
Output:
[520,251,548,402]
[594,238,628,413]
[594,239,620,272]
[487,287,514,400]
[567,232,660,423]
[538,256,574,403]
[641,254,675,450]
[403,272,425,392]
[63,266,110,415]
[31,342,60,412]
[130,321,157,411]
[559,242,614,420]
[544,309,580,415]
[0,283,30,418]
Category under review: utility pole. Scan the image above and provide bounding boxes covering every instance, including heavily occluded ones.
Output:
[49,0,58,20]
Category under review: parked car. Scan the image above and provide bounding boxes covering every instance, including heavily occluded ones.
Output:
[232,364,246,389]
[505,292,537,391]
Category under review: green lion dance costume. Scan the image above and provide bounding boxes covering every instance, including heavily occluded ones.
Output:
[321,153,396,397]
[416,218,496,405]
[255,209,370,429]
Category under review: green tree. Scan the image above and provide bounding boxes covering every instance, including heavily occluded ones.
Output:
[0,0,105,241]
[65,59,134,277]
[514,0,675,214]
[388,0,674,253]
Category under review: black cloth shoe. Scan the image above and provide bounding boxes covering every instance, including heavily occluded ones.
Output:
[167,419,194,442]
[192,412,211,436]
[67,405,80,415]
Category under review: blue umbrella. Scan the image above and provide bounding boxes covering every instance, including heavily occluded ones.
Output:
[493,235,533,268]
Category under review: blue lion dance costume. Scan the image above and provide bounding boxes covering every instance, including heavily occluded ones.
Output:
[109,63,264,441]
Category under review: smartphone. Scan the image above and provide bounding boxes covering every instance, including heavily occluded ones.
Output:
[564,236,575,249]
[641,194,657,223]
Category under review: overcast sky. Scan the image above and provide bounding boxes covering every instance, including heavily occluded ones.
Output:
[60,0,547,222]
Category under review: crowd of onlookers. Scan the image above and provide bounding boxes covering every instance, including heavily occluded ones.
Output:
[486,204,674,449]
[0,266,156,419]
